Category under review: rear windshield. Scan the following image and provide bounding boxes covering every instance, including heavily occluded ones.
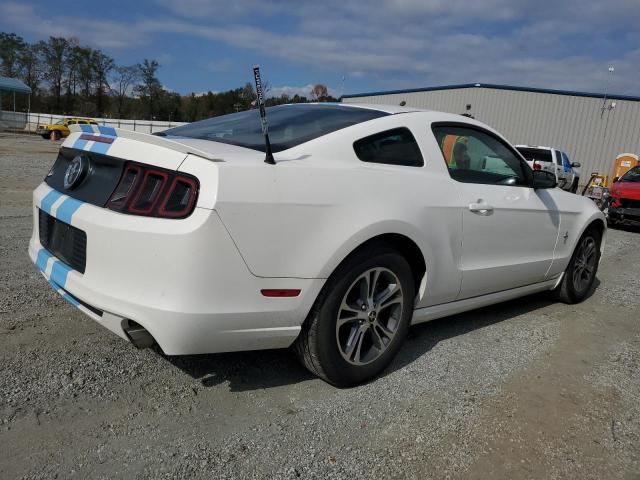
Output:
[160,104,388,153]
[517,147,553,163]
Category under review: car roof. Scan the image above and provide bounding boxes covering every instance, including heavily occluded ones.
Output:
[515,145,554,151]
[301,102,425,115]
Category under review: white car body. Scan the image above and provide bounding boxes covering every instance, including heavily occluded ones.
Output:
[29,105,605,360]
[516,145,580,191]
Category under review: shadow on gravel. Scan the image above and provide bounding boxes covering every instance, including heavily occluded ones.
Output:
[382,293,558,380]
[159,282,602,391]
[160,348,313,392]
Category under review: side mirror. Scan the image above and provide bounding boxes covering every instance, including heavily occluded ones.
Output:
[612,176,619,183]
[571,162,581,168]
[532,170,557,189]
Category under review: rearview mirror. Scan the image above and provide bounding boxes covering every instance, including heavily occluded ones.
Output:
[532,170,557,189]
[613,176,619,183]
[571,162,581,168]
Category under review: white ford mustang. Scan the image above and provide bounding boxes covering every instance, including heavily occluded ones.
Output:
[29,103,605,386]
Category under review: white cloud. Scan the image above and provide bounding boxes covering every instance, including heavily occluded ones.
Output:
[2,0,640,95]
[2,2,150,49]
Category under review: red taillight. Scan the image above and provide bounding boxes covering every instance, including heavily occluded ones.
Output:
[107,162,199,219]
[261,289,301,297]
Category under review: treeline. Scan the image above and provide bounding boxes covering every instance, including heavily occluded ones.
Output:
[0,32,337,122]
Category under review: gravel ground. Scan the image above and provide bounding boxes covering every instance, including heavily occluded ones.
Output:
[1,133,639,479]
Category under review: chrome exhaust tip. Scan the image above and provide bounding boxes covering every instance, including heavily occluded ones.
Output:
[123,321,155,349]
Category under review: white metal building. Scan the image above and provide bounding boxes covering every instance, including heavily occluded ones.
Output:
[342,83,640,185]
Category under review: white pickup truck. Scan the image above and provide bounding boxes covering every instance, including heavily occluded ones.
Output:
[516,145,581,192]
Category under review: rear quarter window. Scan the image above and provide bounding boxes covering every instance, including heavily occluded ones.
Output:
[517,147,553,163]
[353,128,424,167]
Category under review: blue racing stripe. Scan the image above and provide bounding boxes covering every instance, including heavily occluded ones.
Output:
[40,189,63,214]
[79,124,93,133]
[98,125,117,136]
[50,260,72,287]
[47,278,80,308]
[73,138,88,150]
[61,292,80,307]
[56,196,84,224]
[90,141,111,155]
[35,248,53,272]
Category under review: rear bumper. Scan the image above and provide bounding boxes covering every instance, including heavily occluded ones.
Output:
[30,183,324,355]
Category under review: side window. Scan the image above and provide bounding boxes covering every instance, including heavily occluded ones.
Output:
[353,127,424,167]
[432,125,530,186]
[561,152,571,171]
[67,120,77,125]
[555,150,563,166]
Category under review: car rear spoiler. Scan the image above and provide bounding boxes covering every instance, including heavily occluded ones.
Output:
[68,124,224,162]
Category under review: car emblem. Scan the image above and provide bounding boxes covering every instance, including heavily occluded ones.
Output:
[64,155,89,190]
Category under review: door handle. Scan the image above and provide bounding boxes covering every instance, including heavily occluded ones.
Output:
[468,203,494,215]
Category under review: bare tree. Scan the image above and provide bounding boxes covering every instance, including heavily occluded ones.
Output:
[111,65,140,118]
[310,84,329,102]
[17,44,41,94]
[38,37,70,111]
[92,51,114,116]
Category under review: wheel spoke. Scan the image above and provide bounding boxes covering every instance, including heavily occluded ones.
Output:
[351,329,366,363]
[374,318,395,336]
[375,283,400,307]
[370,326,386,350]
[343,326,362,358]
[357,274,369,304]
[583,240,595,260]
[368,268,381,300]
[337,313,361,328]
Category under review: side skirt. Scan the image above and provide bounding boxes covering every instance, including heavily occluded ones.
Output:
[411,277,561,325]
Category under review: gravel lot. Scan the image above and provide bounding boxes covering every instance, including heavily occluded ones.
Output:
[1,133,639,479]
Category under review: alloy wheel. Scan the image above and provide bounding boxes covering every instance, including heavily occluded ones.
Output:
[335,267,404,366]
[572,236,597,293]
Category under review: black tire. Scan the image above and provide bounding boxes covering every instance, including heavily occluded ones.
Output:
[293,246,415,387]
[570,179,579,193]
[51,130,60,141]
[41,134,50,140]
[554,227,601,304]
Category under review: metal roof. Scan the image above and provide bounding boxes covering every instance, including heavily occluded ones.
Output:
[0,76,32,94]
[342,83,640,102]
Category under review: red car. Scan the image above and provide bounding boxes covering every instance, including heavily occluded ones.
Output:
[609,165,640,226]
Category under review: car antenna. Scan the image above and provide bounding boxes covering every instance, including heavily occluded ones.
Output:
[252,65,275,165]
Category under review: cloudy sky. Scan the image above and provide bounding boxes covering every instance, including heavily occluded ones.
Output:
[2,0,639,97]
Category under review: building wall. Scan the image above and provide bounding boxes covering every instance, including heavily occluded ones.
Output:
[344,87,640,184]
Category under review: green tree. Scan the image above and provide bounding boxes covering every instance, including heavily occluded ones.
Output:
[134,59,163,119]
[0,32,26,77]
[17,43,41,95]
